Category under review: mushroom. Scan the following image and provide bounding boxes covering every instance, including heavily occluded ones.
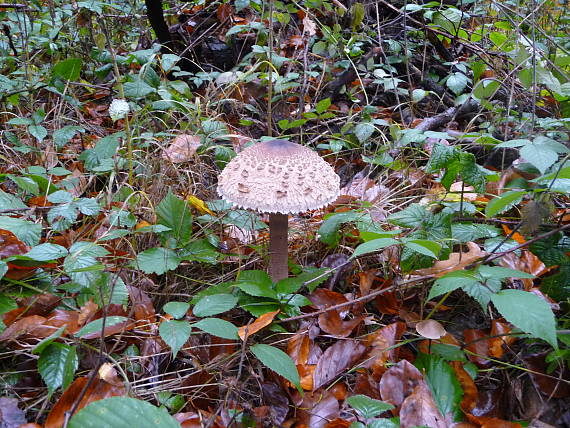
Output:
[217,139,340,281]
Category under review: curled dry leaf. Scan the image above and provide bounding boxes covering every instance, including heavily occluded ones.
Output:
[3,293,61,326]
[313,339,366,390]
[464,329,492,368]
[318,310,363,337]
[302,16,316,36]
[362,322,406,379]
[162,134,201,163]
[379,359,424,413]
[44,374,126,428]
[238,310,279,340]
[400,382,449,428]
[488,319,514,359]
[450,361,478,412]
[78,299,99,326]
[416,319,446,340]
[415,242,486,277]
[46,309,80,335]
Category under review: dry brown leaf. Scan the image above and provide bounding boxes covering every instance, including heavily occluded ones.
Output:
[450,361,478,412]
[313,339,366,390]
[464,329,492,368]
[363,322,406,379]
[400,382,449,428]
[162,134,201,163]
[0,315,57,343]
[415,242,486,277]
[488,319,514,358]
[379,359,424,413]
[238,310,279,340]
[127,285,156,324]
[46,309,80,335]
[523,352,570,398]
[295,389,340,428]
[78,299,98,326]
[98,363,123,387]
[318,310,363,337]
[44,374,126,428]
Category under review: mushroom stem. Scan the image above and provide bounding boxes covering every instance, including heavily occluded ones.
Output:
[269,212,289,282]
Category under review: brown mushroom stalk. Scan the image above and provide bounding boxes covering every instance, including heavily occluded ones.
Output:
[217,139,340,282]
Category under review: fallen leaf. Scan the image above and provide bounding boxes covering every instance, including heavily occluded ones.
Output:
[416,242,486,277]
[295,389,340,428]
[44,374,126,428]
[238,310,279,340]
[363,322,406,379]
[464,329,492,368]
[0,315,56,343]
[302,16,317,36]
[523,352,570,398]
[379,360,424,413]
[127,285,156,325]
[400,382,449,428]
[186,195,214,215]
[488,319,514,358]
[162,134,201,163]
[313,339,366,390]
[450,361,478,411]
[318,310,363,337]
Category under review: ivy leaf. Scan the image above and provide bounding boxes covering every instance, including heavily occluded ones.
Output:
[250,344,301,391]
[490,290,558,349]
[159,320,191,357]
[38,343,78,395]
[135,247,180,275]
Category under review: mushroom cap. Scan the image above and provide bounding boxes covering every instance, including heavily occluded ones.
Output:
[415,319,446,340]
[217,140,340,214]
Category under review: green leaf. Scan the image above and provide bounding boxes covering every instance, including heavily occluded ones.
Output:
[156,191,193,246]
[163,302,189,319]
[124,78,156,98]
[490,290,558,349]
[415,353,463,420]
[388,203,427,227]
[476,265,534,280]
[8,174,39,195]
[193,318,239,339]
[451,223,499,242]
[135,247,180,275]
[68,397,180,428]
[75,316,128,338]
[250,344,300,390]
[78,132,123,170]
[352,238,399,258]
[275,268,331,294]
[64,242,109,287]
[485,190,526,217]
[24,243,68,261]
[428,271,480,301]
[52,58,83,80]
[354,122,375,143]
[0,189,27,210]
[318,211,362,246]
[179,239,219,264]
[446,72,469,95]
[159,320,191,357]
[28,124,48,143]
[53,126,85,148]
[33,325,67,355]
[346,394,394,418]
[0,216,42,246]
[193,294,238,317]
[38,343,78,394]
[0,294,18,314]
[316,98,331,114]
[403,239,441,258]
[75,198,101,216]
[520,144,558,174]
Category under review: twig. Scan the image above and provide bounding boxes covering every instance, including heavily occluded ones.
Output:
[0,3,26,8]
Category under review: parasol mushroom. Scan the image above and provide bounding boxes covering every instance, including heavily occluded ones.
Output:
[217,139,340,281]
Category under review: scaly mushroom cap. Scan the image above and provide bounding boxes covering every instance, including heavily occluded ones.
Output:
[217,140,340,214]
